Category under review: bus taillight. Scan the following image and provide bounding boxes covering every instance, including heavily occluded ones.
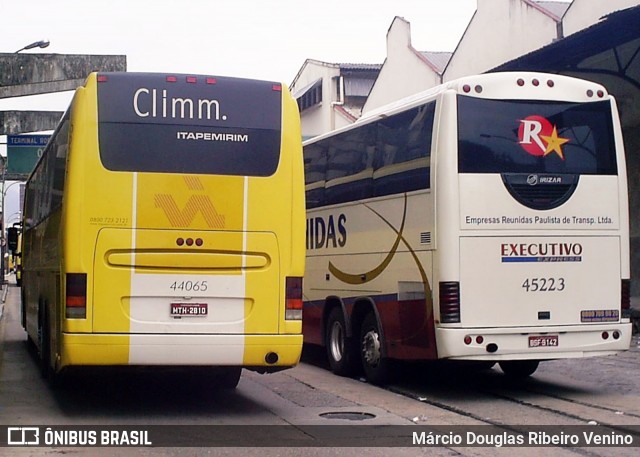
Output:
[439,281,461,323]
[66,273,87,319]
[621,279,631,318]
[285,277,303,320]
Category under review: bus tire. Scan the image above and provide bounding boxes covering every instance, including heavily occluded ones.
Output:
[39,309,52,380]
[359,312,392,385]
[38,306,64,387]
[499,360,539,378]
[216,367,242,389]
[325,307,356,376]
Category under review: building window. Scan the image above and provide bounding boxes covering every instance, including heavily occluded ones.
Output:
[297,80,323,112]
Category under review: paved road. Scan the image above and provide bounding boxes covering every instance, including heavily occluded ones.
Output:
[1,279,639,456]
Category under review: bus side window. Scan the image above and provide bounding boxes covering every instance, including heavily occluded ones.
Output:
[324,124,375,206]
[305,143,327,209]
[374,102,435,196]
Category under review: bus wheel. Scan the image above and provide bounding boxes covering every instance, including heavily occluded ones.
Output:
[38,307,50,379]
[359,312,391,385]
[499,360,539,378]
[216,367,242,389]
[325,307,356,376]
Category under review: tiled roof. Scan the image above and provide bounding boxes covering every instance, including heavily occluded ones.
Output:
[419,51,453,73]
[338,63,383,71]
[533,1,571,20]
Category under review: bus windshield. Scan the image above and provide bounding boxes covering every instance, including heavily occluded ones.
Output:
[97,73,282,176]
[457,96,617,175]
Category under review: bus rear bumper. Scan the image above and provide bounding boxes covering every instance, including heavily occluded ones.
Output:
[60,333,303,369]
[435,322,633,360]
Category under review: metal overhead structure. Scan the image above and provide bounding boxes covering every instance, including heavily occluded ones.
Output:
[492,5,640,293]
[0,52,126,282]
[0,53,126,134]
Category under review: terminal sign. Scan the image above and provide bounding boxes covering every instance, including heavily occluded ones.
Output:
[6,134,50,180]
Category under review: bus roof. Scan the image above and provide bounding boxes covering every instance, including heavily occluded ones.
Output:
[303,71,613,147]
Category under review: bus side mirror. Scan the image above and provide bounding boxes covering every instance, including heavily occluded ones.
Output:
[7,227,19,254]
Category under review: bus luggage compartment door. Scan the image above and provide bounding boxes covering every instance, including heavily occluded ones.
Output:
[92,228,280,334]
[459,236,621,328]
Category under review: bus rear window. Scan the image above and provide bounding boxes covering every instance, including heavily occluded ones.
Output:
[97,73,282,176]
[457,96,617,175]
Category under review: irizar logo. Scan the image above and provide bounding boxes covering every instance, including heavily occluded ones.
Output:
[518,115,570,160]
[527,174,563,186]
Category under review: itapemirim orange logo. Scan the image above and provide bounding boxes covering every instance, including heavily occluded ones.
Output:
[154,177,226,229]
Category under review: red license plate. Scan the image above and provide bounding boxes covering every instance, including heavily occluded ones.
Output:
[170,303,208,317]
[528,335,558,348]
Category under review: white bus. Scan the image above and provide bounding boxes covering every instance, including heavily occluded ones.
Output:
[302,72,632,384]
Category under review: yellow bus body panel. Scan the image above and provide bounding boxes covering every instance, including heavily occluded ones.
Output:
[23,73,305,372]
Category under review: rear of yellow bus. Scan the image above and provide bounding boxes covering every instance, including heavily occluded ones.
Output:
[60,72,305,382]
[434,73,632,377]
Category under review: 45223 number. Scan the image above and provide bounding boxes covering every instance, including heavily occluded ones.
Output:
[522,277,565,292]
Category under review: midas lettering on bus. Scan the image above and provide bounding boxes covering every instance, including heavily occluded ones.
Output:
[307,214,347,250]
[501,242,583,257]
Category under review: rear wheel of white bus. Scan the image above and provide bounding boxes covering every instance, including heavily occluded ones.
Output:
[325,307,357,376]
[499,360,540,378]
[359,312,392,385]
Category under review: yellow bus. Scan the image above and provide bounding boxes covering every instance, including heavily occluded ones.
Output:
[21,72,306,388]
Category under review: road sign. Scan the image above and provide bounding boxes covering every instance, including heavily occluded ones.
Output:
[6,134,49,180]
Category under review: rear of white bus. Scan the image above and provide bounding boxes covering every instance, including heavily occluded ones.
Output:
[434,73,632,374]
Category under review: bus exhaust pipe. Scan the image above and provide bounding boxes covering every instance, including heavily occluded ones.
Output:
[486,343,498,353]
[265,352,279,364]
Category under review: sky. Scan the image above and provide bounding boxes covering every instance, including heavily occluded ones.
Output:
[0,0,483,218]
[1,0,479,102]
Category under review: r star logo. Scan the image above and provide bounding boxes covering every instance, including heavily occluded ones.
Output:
[518,115,570,160]
[540,126,570,160]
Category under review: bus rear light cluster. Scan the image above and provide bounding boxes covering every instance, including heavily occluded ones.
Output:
[285,277,303,320]
[463,335,485,345]
[439,281,461,323]
[601,331,621,340]
[462,84,483,94]
[176,237,204,247]
[516,77,556,87]
[463,335,498,353]
[66,273,87,319]
[586,89,606,98]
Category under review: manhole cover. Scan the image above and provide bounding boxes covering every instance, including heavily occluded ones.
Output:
[319,411,376,421]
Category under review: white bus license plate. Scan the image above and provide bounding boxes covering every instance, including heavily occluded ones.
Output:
[170,303,208,317]
[528,335,558,348]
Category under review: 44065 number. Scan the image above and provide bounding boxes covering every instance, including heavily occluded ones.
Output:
[170,280,208,292]
[522,277,565,292]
